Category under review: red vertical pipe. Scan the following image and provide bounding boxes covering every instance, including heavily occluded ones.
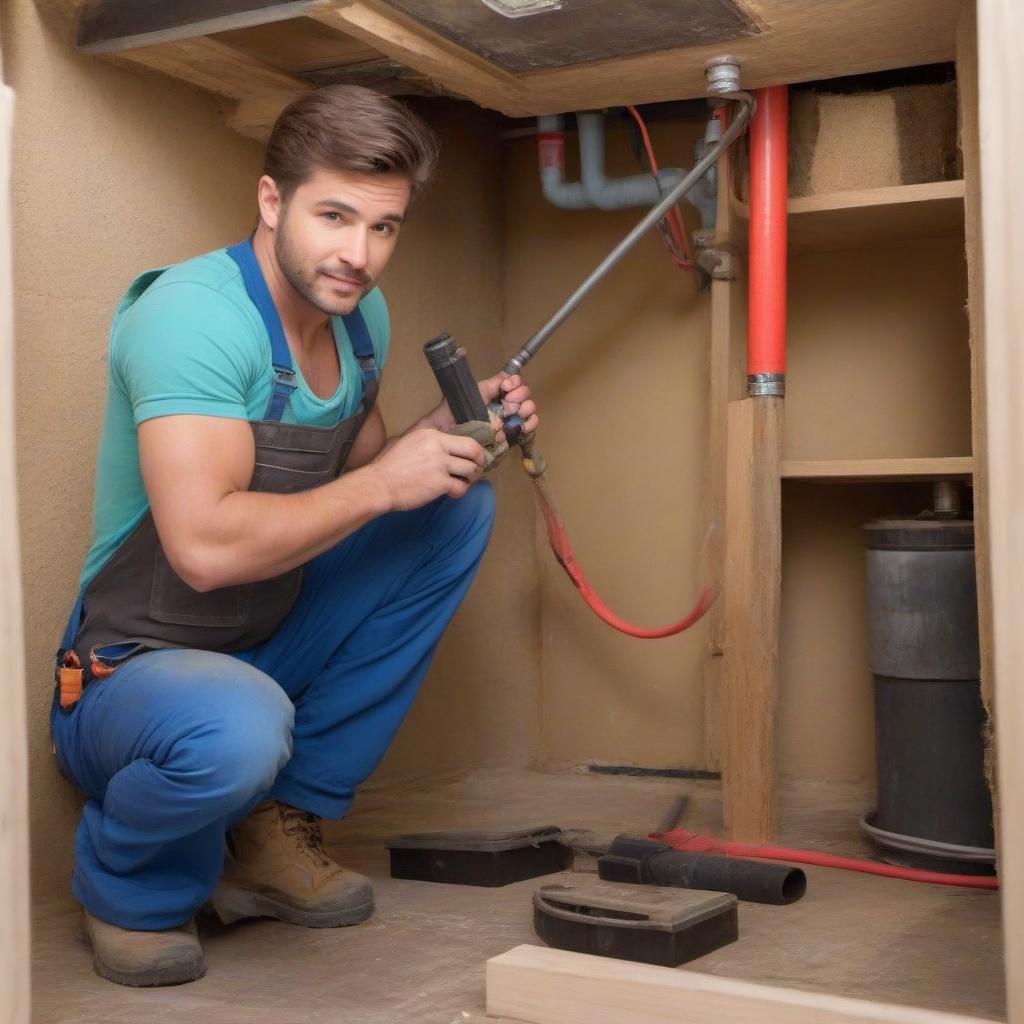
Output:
[748,85,789,382]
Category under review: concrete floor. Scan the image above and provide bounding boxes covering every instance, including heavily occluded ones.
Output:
[32,769,1005,1023]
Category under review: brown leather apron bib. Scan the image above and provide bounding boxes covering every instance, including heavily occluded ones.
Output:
[72,240,380,666]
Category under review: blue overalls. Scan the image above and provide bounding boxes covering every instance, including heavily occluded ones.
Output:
[50,241,495,930]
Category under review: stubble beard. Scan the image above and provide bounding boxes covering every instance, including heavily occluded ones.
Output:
[274,213,368,317]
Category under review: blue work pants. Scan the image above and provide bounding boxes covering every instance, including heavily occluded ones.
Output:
[50,483,494,930]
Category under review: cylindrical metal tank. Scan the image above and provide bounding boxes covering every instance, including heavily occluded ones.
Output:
[862,517,994,872]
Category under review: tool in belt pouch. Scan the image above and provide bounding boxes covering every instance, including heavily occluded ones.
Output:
[68,239,380,677]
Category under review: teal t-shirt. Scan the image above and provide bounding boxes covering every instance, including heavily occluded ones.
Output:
[79,248,389,589]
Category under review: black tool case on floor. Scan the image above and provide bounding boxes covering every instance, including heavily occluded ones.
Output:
[386,825,571,886]
[533,881,738,967]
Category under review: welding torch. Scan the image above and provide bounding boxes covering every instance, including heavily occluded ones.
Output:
[423,88,753,458]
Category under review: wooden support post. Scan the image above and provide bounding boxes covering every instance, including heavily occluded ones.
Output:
[0,73,31,1024]
[701,111,746,773]
[723,396,783,841]
[977,1,1024,1017]
[956,0,997,809]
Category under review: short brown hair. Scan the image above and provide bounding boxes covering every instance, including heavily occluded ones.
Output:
[264,85,439,200]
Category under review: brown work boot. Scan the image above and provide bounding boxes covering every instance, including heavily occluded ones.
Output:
[211,800,374,928]
[80,909,206,987]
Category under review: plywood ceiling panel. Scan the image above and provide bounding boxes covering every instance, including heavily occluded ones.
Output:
[76,0,965,127]
[383,0,760,72]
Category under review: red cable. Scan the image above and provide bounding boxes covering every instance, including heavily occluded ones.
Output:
[654,828,999,891]
[532,467,716,639]
[625,106,694,270]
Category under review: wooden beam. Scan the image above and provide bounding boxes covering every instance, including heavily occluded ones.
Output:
[976,1,1024,1018]
[0,77,31,1024]
[956,2,996,813]
[114,36,311,103]
[486,945,992,1024]
[310,1,533,115]
[722,397,783,841]
[77,0,330,54]
[514,0,960,113]
[227,91,307,143]
[702,127,745,772]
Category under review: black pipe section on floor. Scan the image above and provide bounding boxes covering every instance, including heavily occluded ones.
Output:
[598,835,807,906]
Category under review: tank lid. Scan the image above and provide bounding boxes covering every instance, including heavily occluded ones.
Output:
[863,517,974,551]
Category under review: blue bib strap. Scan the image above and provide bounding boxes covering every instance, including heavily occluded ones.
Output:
[339,307,381,392]
[227,239,381,418]
[226,240,297,422]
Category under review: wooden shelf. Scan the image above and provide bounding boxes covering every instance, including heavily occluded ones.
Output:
[732,180,966,254]
[788,180,966,253]
[780,456,974,482]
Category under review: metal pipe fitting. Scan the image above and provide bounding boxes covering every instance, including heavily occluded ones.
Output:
[747,373,786,397]
[505,88,753,376]
[933,481,962,518]
[705,56,742,96]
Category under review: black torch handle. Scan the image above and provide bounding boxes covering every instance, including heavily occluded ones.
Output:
[423,332,525,446]
[599,835,807,906]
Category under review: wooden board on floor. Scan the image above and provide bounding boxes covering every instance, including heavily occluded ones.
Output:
[976,1,1024,1018]
[485,945,993,1024]
[722,397,783,841]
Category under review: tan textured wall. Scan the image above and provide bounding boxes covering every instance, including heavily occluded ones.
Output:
[777,238,971,781]
[504,120,716,772]
[8,3,537,912]
[503,120,971,780]
[367,99,541,784]
[779,481,934,781]
[784,238,971,462]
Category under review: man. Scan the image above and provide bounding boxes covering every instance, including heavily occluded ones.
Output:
[50,85,537,987]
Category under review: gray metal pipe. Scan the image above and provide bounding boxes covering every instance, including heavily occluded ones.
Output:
[538,112,684,212]
[578,111,683,210]
[538,114,592,209]
[505,91,754,376]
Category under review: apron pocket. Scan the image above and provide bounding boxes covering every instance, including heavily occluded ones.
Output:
[150,547,253,627]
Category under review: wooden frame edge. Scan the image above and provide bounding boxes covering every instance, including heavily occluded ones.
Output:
[486,945,994,1024]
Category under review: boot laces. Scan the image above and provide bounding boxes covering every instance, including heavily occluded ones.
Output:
[280,805,332,867]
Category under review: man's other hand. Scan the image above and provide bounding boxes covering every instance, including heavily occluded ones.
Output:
[416,373,539,441]
[369,429,487,510]
[477,373,539,445]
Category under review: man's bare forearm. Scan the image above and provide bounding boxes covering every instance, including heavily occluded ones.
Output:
[179,464,393,592]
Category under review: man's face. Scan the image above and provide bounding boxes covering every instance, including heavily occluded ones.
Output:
[267,166,412,317]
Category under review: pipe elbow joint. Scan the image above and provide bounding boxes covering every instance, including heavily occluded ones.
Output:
[540,169,592,210]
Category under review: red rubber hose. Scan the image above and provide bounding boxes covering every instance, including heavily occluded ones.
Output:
[528,455,717,639]
[654,828,999,891]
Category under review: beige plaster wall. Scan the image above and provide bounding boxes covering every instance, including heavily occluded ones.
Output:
[503,119,971,782]
[7,1,538,912]
[503,119,716,773]
[784,239,972,462]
